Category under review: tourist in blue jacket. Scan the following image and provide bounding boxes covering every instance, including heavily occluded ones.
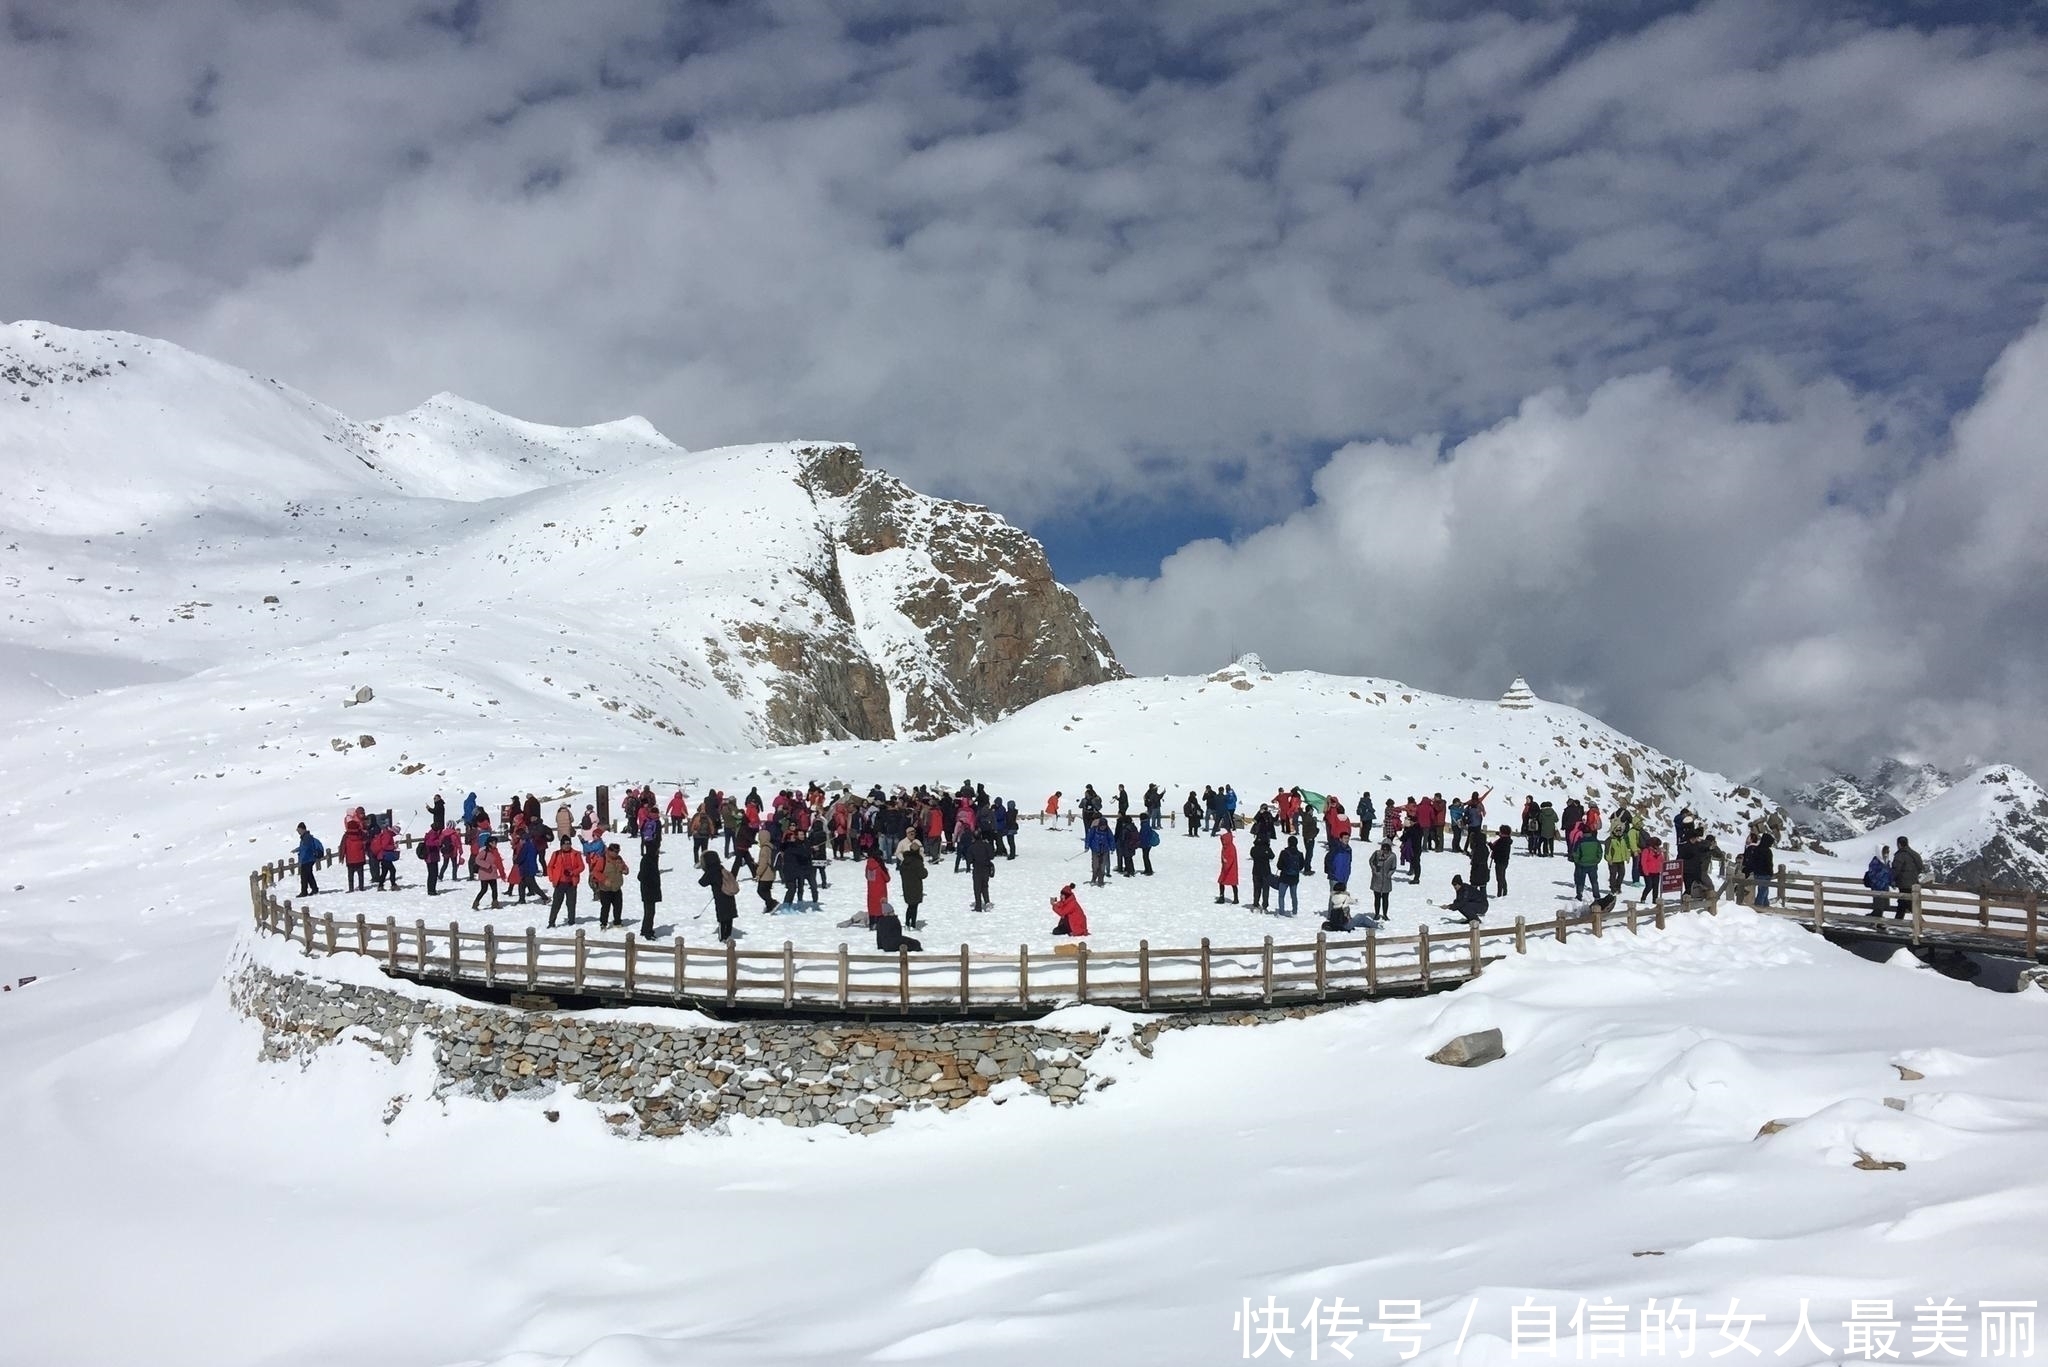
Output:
[1327,835,1353,894]
[1084,817,1114,887]
[294,823,325,897]
[512,833,542,904]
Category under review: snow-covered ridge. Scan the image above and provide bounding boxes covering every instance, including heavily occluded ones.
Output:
[1781,758,1957,841]
[1828,766,2048,890]
[0,320,1122,743]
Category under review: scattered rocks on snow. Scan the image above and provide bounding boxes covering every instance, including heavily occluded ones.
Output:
[232,957,1346,1138]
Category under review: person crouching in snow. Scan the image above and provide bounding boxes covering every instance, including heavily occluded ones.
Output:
[1322,889,1356,933]
[874,901,921,953]
[1215,829,1240,904]
[1051,884,1090,937]
[1444,874,1488,924]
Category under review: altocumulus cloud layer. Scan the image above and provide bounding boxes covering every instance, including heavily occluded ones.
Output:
[3,0,2045,778]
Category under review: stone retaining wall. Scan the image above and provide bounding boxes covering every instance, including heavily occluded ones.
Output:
[229,954,1341,1136]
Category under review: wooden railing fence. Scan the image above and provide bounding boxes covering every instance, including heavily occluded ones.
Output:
[246,845,2044,1016]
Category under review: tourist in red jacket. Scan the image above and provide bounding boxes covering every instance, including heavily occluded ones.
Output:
[340,817,369,892]
[1215,829,1240,905]
[368,823,400,891]
[470,838,505,910]
[1051,884,1089,936]
[865,852,890,921]
[545,836,585,928]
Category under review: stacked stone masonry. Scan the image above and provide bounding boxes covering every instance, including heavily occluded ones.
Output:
[230,958,1339,1137]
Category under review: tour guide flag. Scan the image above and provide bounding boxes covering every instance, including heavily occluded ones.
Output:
[1298,790,1328,813]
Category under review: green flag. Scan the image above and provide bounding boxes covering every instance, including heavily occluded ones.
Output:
[1298,790,1328,813]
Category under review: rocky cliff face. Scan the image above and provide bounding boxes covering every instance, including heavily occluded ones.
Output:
[793,444,1125,740]
[1781,758,1956,841]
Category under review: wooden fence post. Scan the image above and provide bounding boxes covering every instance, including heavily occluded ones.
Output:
[959,944,970,1006]
[1655,900,1666,931]
[1076,942,1090,1003]
[1978,887,1991,930]
[1626,904,1638,935]
[838,944,850,1009]
[626,934,639,995]
[1366,933,1378,994]
[355,912,368,954]
[526,927,538,987]
[386,916,399,972]
[1314,933,1327,999]
[779,940,791,1008]
[484,925,497,986]
[1419,925,1432,989]
[1811,877,1825,932]
[1468,920,1483,975]
[1199,937,1212,1005]
[301,907,314,954]
[898,949,910,1010]
[1911,885,1924,947]
[725,938,737,1006]
[1261,936,1274,1004]
[1775,868,1788,910]
[1139,940,1152,1009]
[323,912,336,954]
[574,928,587,991]
[1514,916,1527,954]
[2024,892,2039,960]
[1554,909,1566,943]
[414,919,427,973]
[448,921,460,976]
[1591,904,1604,938]
[1019,944,1031,1009]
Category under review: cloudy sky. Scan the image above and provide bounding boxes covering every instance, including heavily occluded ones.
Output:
[7,0,2048,781]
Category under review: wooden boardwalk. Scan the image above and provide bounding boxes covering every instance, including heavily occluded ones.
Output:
[248,855,2042,1020]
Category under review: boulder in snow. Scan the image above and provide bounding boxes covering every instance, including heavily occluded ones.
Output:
[1427,1028,1505,1068]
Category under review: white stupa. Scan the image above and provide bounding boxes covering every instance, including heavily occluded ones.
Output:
[1499,675,1538,710]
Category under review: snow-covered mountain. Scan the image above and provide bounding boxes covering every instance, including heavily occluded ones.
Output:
[1829,766,2048,891]
[0,320,1121,742]
[1781,758,1956,841]
[874,654,1781,845]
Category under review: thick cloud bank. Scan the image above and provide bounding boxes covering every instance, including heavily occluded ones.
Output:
[3,0,2045,525]
[1081,313,2048,781]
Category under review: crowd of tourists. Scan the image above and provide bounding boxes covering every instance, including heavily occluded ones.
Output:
[290,782,1034,953]
[290,776,1829,953]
